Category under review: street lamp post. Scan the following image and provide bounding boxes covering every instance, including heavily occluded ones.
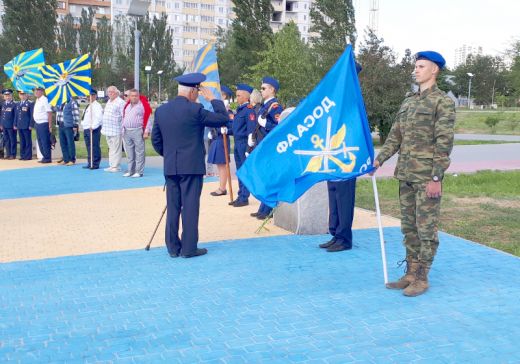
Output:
[128,1,150,90]
[157,70,163,103]
[122,78,127,94]
[467,72,474,109]
[145,65,152,98]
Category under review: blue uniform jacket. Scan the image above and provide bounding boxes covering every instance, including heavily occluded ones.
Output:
[230,102,256,139]
[1,101,18,129]
[258,98,283,134]
[14,100,34,129]
[152,96,229,175]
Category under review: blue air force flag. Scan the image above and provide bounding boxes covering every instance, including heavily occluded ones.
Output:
[185,42,221,110]
[237,46,374,208]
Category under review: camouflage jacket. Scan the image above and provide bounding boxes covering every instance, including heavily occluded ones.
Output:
[376,84,456,182]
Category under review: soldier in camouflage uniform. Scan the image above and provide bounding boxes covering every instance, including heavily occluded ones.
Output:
[371,51,456,297]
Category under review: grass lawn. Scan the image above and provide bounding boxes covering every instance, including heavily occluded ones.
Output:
[455,110,520,135]
[356,170,520,257]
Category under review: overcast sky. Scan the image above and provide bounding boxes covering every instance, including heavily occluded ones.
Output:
[353,0,520,67]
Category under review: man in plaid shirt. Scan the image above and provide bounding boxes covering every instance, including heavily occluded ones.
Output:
[56,98,80,165]
[102,86,126,172]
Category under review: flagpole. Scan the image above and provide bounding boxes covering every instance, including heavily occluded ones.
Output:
[371,175,388,284]
[222,132,234,203]
[89,97,93,168]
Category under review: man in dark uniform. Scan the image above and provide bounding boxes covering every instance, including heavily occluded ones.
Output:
[228,83,256,207]
[15,91,34,160]
[152,73,229,258]
[249,76,284,219]
[319,62,363,252]
[1,89,18,159]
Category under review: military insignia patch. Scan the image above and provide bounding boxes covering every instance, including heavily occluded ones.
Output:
[249,113,255,121]
[229,114,235,120]
[275,114,281,122]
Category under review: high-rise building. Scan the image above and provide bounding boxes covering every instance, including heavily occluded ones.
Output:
[271,0,314,43]
[454,44,483,68]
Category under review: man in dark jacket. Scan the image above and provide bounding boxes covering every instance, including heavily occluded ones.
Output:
[152,73,229,258]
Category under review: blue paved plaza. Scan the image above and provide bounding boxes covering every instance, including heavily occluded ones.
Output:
[1,227,519,363]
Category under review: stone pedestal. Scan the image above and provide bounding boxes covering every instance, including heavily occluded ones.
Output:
[273,182,329,235]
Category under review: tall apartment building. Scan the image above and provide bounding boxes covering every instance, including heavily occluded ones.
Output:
[454,44,483,68]
[271,0,314,43]
[0,0,315,67]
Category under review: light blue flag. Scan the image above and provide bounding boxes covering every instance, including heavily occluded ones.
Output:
[3,48,46,93]
[237,45,374,208]
[185,42,221,110]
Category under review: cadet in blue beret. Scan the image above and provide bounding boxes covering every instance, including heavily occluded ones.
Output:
[15,91,35,160]
[207,85,234,197]
[226,83,256,207]
[152,72,229,258]
[1,88,18,159]
[248,77,284,219]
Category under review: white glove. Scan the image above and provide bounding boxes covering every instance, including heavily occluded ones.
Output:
[258,116,267,127]
[247,133,255,147]
[208,131,213,140]
[245,152,250,158]
[220,127,228,134]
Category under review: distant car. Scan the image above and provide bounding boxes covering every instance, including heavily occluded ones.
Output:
[78,98,88,104]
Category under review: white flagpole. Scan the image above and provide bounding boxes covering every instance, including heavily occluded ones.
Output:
[371,175,388,284]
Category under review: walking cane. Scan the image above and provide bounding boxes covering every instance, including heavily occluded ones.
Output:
[222,131,234,203]
[88,97,93,168]
[145,205,167,251]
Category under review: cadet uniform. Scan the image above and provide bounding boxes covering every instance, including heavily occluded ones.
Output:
[376,51,455,296]
[207,85,232,170]
[152,73,229,258]
[253,77,283,219]
[228,83,256,206]
[320,62,363,252]
[1,89,18,159]
[15,92,34,160]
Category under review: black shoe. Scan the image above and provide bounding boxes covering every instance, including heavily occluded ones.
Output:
[41,160,52,164]
[182,248,208,258]
[256,214,268,220]
[169,253,179,258]
[228,199,238,206]
[90,166,99,170]
[326,243,352,252]
[233,200,249,207]
[319,238,337,249]
[210,189,227,196]
[82,165,91,169]
[250,212,259,217]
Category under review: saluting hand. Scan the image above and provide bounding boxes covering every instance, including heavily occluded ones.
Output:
[199,87,214,102]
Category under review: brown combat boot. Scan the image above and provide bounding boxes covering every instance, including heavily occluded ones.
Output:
[385,257,417,290]
[403,262,430,297]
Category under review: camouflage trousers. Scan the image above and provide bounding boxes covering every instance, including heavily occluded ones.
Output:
[399,180,441,265]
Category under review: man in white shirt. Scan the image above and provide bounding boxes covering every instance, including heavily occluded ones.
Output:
[32,87,54,163]
[101,86,126,172]
[81,89,103,169]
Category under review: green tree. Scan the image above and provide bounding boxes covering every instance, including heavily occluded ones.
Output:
[310,0,356,74]
[78,7,97,57]
[357,31,409,143]
[57,13,78,60]
[1,0,58,61]
[248,22,318,106]
[94,16,115,89]
[215,27,243,87]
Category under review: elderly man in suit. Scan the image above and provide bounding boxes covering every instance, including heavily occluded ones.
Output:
[152,73,229,258]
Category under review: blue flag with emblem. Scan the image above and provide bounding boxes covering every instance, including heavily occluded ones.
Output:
[185,42,221,110]
[237,46,374,208]
[39,54,92,107]
[3,48,46,93]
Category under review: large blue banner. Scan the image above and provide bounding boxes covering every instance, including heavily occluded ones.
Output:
[237,46,374,208]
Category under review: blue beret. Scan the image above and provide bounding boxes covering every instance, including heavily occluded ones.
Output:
[236,83,253,93]
[174,72,207,87]
[2,89,13,95]
[90,89,97,95]
[355,62,362,74]
[415,51,446,69]
[221,85,233,97]
[262,76,279,91]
